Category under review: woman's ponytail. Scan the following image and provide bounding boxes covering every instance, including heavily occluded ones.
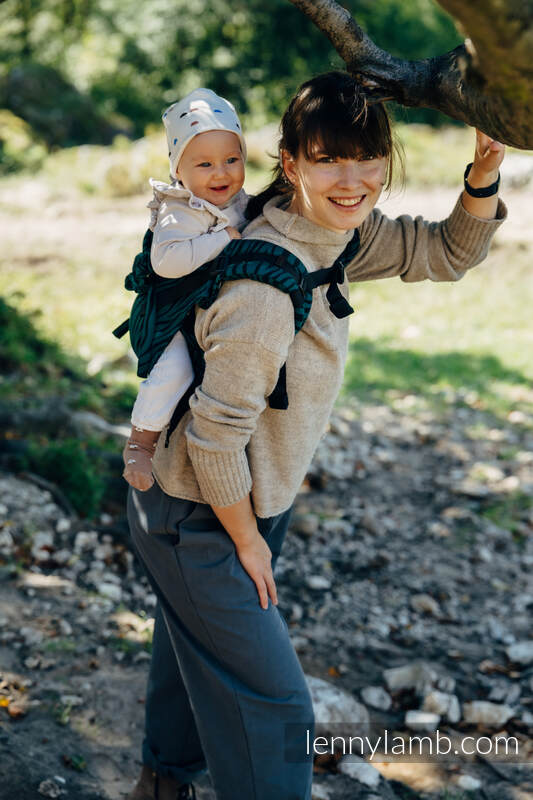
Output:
[245,166,290,221]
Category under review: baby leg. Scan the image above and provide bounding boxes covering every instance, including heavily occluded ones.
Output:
[124,333,194,491]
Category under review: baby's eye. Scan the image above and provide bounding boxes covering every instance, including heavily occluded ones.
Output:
[197,162,211,168]
[226,156,240,164]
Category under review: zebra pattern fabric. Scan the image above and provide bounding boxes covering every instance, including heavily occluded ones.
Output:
[114,228,360,382]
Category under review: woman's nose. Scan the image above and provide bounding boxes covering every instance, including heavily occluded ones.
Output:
[336,162,362,188]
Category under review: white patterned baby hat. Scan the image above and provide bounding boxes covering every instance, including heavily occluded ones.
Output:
[163,88,247,180]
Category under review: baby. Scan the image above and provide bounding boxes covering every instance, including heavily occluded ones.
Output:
[123,88,248,491]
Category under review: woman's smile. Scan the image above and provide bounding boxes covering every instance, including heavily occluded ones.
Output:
[329,195,365,208]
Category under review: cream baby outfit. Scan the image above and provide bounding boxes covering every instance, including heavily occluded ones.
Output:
[130,180,249,431]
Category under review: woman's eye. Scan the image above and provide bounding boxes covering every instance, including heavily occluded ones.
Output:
[317,156,335,163]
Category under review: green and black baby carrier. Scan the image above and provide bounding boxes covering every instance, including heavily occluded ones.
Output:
[113,226,360,446]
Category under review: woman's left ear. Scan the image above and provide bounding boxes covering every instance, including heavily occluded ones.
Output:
[280,149,296,186]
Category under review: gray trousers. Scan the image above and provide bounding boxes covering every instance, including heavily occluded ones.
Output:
[127,483,314,800]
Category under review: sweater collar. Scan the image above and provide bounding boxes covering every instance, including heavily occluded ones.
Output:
[262,195,354,248]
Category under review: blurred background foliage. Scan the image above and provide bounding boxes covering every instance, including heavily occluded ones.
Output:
[0,0,462,173]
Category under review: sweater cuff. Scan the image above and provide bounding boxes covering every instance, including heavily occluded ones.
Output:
[447,194,507,253]
[187,443,252,507]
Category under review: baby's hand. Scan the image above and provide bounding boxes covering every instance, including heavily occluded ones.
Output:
[226,226,242,240]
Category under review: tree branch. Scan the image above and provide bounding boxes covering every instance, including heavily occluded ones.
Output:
[288,0,533,149]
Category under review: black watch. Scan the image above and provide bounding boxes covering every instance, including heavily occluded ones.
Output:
[463,162,500,198]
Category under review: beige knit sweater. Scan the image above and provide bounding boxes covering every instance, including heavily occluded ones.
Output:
[152,193,507,518]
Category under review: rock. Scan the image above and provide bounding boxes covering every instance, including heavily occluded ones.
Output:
[38,779,65,798]
[521,710,533,727]
[422,690,461,723]
[360,686,392,711]
[456,774,482,791]
[291,603,304,622]
[383,662,438,695]
[60,694,83,707]
[506,640,533,665]
[0,529,14,552]
[290,635,309,652]
[487,618,516,644]
[427,521,451,538]
[58,619,73,637]
[488,682,521,706]
[306,575,331,591]
[462,701,515,727]
[410,593,441,616]
[53,549,73,566]
[292,513,320,537]
[404,710,440,732]
[73,531,98,553]
[337,756,381,787]
[321,518,353,536]
[96,582,122,603]
[306,675,369,740]
[475,545,493,563]
[311,785,332,800]
[20,627,44,647]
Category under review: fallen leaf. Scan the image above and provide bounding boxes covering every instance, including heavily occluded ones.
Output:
[7,703,26,719]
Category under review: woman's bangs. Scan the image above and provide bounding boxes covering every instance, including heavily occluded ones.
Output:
[300,105,392,161]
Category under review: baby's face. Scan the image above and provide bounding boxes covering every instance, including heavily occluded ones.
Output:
[176,130,245,206]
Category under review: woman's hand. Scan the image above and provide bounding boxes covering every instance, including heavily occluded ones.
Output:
[461,129,505,220]
[235,534,278,610]
[210,494,277,610]
[470,129,505,184]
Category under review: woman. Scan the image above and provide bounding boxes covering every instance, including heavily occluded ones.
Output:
[126,71,506,800]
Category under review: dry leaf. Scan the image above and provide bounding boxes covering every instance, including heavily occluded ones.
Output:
[7,702,26,719]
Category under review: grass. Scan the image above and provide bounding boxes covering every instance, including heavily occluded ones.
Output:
[341,244,533,425]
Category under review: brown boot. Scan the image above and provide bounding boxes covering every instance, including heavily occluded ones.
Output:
[122,427,161,492]
[125,764,196,800]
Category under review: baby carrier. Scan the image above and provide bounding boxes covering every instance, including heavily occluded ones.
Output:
[113,227,360,446]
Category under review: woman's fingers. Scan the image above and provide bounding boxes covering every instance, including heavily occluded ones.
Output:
[474,128,505,170]
[265,570,278,607]
[254,568,277,610]
[236,537,277,610]
[256,576,269,610]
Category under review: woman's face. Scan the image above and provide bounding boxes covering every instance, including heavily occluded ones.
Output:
[282,147,388,233]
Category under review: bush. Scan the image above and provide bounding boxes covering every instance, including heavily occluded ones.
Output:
[0,62,118,148]
[0,110,47,175]
[24,438,105,517]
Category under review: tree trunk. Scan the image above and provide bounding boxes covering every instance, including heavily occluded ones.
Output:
[288,0,533,149]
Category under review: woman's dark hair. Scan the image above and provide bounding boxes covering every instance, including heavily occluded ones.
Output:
[246,71,404,220]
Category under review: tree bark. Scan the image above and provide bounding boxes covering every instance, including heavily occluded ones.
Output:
[288,0,533,149]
